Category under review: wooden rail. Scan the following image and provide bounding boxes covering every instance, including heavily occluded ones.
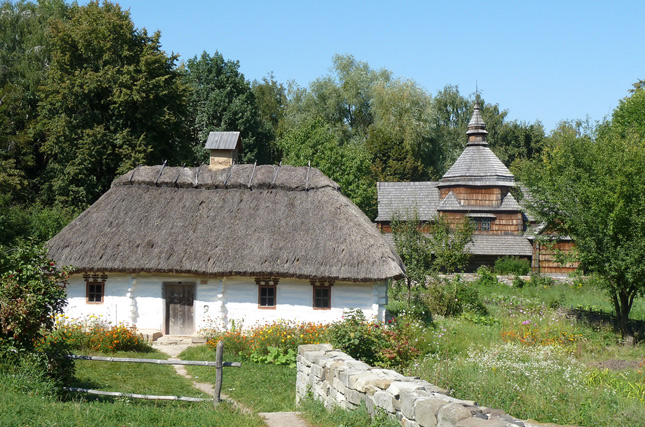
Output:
[64,341,237,407]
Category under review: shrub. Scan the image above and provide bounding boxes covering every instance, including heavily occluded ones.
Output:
[327,309,387,366]
[529,274,555,288]
[494,256,531,275]
[474,266,499,286]
[0,241,73,384]
[425,276,488,317]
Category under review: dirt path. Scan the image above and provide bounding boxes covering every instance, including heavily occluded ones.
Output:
[153,342,310,426]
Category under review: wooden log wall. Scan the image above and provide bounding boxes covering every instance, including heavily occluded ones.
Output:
[439,186,508,207]
[440,212,524,235]
[532,241,579,274]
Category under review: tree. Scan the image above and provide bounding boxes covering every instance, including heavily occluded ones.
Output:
[278,118,376,218]
[0,0,69,202]
[37,0,190,208]
[252,72,287,138]
[518,88,645,341]
[391,210,472,307]
[184,51,276,165]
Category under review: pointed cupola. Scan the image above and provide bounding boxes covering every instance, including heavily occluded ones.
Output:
[438,102,514,188]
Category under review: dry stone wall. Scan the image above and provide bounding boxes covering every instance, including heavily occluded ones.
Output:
[297,344,561,427]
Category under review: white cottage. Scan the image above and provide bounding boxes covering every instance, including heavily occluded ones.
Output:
[47,149,404,336]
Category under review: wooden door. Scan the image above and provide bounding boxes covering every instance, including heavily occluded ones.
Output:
[165,284,195,335]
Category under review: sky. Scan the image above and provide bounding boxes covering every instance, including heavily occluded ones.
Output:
[83,0,644,132]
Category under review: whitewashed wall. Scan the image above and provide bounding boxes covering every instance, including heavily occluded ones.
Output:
[63,273,388,335]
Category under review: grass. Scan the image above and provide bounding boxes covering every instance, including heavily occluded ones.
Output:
[69,349,207,398]
[181,345,297,412]
[399,276,645,426]
[0,351,264,427]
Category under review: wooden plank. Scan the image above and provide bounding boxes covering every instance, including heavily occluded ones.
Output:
[66,354,241,367]
[214,340,224,407]
[63,387,212,402]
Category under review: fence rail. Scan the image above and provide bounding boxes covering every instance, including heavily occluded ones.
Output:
[64,341,236,407]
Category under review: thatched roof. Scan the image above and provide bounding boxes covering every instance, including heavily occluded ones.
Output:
[47,164,404,282]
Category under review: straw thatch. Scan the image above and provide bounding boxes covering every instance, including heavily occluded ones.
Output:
[47,164,404,282]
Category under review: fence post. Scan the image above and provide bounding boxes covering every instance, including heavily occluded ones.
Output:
[213,340,223,408]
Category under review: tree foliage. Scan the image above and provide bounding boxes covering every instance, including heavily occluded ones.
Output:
[278,118,376,218]
[37,0,191,208]
[391,210,472,305]
[518,86,645,340]
[184,51,277,164]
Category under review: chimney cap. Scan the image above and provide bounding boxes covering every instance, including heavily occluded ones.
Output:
[205,131,242,150]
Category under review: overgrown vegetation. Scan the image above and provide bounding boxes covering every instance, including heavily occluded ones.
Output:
[494,256,531,275]
[0,241,74,385]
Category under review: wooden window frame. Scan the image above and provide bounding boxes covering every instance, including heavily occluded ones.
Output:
[256,277,279,309]
[84,273,107,304]
[311,280,334,310]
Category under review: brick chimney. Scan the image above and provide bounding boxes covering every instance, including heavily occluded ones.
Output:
[205,131,242,170]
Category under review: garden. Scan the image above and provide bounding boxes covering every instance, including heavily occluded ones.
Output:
[1,243,643,426]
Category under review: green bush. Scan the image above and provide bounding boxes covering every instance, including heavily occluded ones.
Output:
[494,256,531,275]
[0,241,74,384]
[426,276,488,317]
[327,309,388,366]
[474,266,499,286]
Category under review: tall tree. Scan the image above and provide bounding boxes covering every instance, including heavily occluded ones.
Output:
[0,0,68,201]
[184,51,276,165]
[278,118,376,218]
[518,87,645,341]
[37,0,190,208]
[252,72,287,138]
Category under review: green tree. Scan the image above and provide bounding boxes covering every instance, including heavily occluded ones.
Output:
[37,0,190,208]
[252,72,287,138]
[278,118,376,218]
[391,210,472,306]
[184,51,276,164]
[518,88,645,341]
[0,0,69,201]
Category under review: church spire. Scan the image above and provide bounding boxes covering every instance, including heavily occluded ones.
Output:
[466,102,488,146]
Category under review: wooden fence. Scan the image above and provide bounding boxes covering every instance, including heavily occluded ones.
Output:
[63,341,239,407]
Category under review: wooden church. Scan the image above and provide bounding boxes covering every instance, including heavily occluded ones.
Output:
[375,103,577,274]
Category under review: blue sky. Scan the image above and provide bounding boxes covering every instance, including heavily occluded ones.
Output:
[86,0,643,132]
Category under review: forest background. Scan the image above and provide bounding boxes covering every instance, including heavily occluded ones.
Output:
[0,0,642,247]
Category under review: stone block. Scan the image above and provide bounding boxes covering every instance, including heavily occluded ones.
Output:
[373,390,396,413]
[345,388,364,405]
[332,377,346,394]
[455,418,510,427]
[298,343,332,356]
[311,364,323,378]
[339,369,364,387]
[414,397,451,427]
[387,380,427,397]
[437,403,474,427]
[400,389,432,420]
[402,416,420,427]
[365,395,376,416]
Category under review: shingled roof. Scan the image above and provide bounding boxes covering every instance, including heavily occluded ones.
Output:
[438,102,514,188]
[375,181,440,222]
[48,164,405,282]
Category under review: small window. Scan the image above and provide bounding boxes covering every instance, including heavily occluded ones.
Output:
[84,273,107,304]
[311,280,333,310]
[472,218,492,232]
[256,277,278,309]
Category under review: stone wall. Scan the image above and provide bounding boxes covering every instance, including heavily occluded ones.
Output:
[296,344,558,427]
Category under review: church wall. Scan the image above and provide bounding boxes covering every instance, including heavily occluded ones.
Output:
[439,186,509,207]
[532,240,579,274]
[440,212,524,235]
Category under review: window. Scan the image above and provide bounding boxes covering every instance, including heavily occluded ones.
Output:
[311,280,334,310]
[471,218,492,232]
[84,273,107,304]
[256,277,278,309]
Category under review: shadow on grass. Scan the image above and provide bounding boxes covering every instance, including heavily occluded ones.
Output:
[566,307,645,342]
